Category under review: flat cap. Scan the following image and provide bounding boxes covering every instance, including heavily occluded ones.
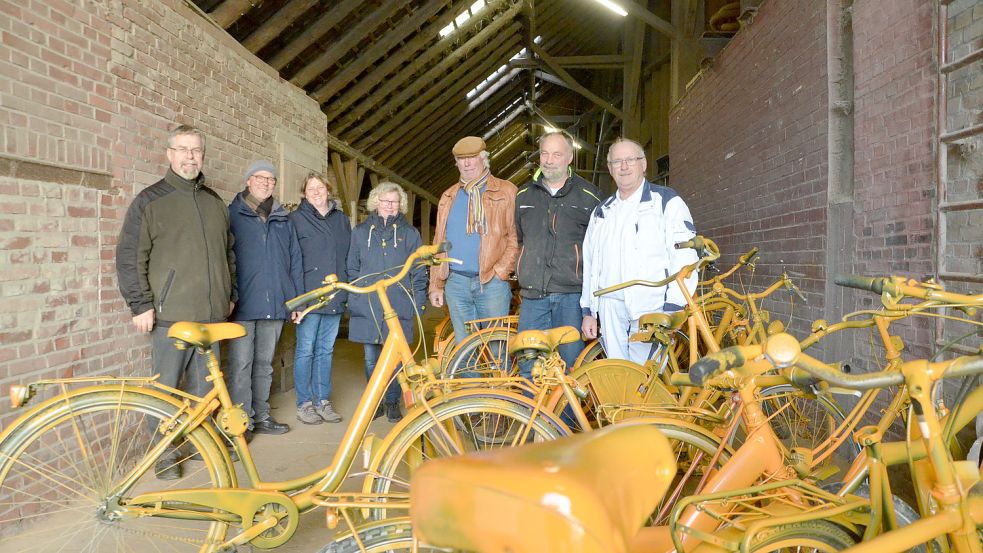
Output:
[452,136,486,157]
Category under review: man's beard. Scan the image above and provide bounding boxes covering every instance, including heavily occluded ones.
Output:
[176,163,200,180]
[542,166,566,184]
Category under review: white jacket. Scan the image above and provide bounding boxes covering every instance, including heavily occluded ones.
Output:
[580,180,698,321]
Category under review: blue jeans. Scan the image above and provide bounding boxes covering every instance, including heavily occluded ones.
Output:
[444,272,512,344]
[293,313,341,406]
[363,344,401,404]
[227,319,284,424]
[517,293,585,378]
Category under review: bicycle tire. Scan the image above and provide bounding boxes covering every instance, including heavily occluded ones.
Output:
[571,339,605,370]
[0,387,235,552]
[364,393,569,505]
[320,518,442,553]
[748,520,856,552]
[757,384,859,478]
[442,327,517,378]
[622,418,732,527]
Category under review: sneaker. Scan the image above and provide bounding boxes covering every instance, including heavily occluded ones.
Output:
[385,401,402,423]
[154,452,182,480]
[296,402,323,425]
[253,418,290,434]
[315,400,343,423]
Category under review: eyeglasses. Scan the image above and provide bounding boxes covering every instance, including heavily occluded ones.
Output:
[379,200,400,206]
[168,147,204,156]
[251,175,277,185]
[607,156,645,167]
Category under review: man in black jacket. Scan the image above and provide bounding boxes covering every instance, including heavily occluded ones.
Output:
[515,132,601,373]
[116,124,236,479]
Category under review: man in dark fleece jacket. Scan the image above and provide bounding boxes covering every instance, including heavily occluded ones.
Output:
[515,132,600,372]
[115,125,236,478]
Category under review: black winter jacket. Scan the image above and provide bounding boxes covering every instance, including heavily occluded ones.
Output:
[287,199,351,315]
[116,169,236,324]
[347,213,427,344]
[515,170,601,299]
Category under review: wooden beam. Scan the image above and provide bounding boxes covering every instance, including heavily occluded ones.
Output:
[290,5,406,89]
[510,54,625,69]
[324,0,496,122]
[338,8,524,138]
[360,37,523,158]
[531,44,624,120]
[327,132,439,204]
[387,78,531,174]
[209,0,255,28]
[622,17,645,137]
[241,0,319,53]
[267,0,361,70]
[313,0,465,103]
[620,0,677,40]
[398,82,529,183]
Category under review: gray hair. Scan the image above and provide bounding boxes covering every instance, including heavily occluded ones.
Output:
[538,131,574,153]
[606,137,645,162]
[367,181,409,214]
[167,124,206,150]
[478,150,491,170]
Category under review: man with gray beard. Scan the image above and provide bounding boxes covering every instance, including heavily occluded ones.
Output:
[115,124,236,479]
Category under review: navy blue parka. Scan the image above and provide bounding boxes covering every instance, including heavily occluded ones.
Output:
[347,213,427,345]
[288,198,351,315]
[228,193,303,321]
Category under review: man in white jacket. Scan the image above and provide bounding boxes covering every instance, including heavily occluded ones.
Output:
[580,138,698,363]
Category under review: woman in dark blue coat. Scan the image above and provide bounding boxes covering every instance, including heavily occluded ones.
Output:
[288,173,351,425]
[348,181,427,422]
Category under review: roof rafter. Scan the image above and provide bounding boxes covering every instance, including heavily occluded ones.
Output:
[241,0,319,53]
[267,0,361,71]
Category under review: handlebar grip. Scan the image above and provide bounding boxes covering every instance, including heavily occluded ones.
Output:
[675,236,705,250]
[668,372,699,388]
[740,247,759,264]
[285,287,328,312]
[834,275,888,294]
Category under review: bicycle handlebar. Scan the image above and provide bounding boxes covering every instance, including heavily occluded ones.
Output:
[835,275,983,308]
[285,242,452,312]
[594,236,720,297]
[690,331,983,391]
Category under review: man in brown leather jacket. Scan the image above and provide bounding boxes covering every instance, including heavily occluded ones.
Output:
[429,136,518,344]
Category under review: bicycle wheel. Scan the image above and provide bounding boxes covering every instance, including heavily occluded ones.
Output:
[365,393,569,501]
[757,384,859,477]
[748,520,856,552]
[0,387,235,552]
[625,419,731,527]
[554,359,676,430]
[571,339,605,370]
[320,518,444,553]
[442,327,516,378]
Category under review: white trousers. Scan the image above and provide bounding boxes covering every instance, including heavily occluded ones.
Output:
[598,297,651,365]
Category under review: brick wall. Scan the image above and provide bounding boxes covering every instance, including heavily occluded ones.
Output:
[668,0,829,340]
[0,0,327,425]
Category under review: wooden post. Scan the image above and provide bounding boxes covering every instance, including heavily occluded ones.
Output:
[421,201,432,245]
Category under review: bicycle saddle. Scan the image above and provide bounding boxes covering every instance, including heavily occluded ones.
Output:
[168,322,246,348]
[507,326,581,356]
[411,423,676,553]
[632,311,688,344]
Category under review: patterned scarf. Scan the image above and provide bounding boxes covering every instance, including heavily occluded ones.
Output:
[461,169,490,235]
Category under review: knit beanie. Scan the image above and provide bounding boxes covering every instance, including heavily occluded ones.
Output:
[244,160,277,183]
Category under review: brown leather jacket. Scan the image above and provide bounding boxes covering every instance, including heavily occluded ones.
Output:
[429,174,519,291]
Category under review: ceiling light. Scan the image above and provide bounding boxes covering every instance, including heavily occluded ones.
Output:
[593,0,628,17]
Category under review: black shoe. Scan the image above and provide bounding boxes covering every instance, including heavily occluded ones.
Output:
[385,402,402,423]
[154,455,182,480]
[244,430,254,443]
[373,404,385,420]
[253,418,290,435]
